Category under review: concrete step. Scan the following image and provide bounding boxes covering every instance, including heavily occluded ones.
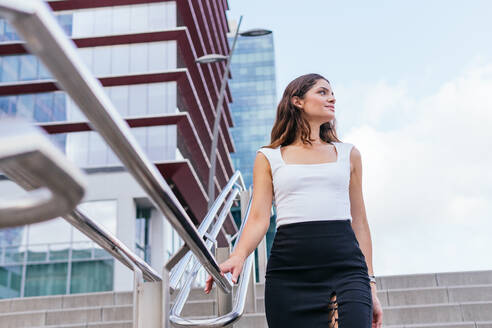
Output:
[378,270,492,290]
[0,291,132,314]
[383,321,492,328]
[172,312,268,328]
[254,283,492,310]
[0,284,266,314]
[383,301,492,325]
[30,321,133,328]
[0,297,267,327]
[383,284,492,307]
[0,304,132,328]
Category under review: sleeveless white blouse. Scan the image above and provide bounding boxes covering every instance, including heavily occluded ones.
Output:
[256,142,354,229]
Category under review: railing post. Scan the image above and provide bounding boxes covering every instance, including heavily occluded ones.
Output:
[133,267,143,328]
[240,190,257,314]
[162,265,171,328]
[215,246,233,326]
[126,256,162,328]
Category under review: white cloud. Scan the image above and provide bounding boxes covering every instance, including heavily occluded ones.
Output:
[339,60,492,275]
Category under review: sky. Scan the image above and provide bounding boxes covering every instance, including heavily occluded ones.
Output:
[227,0,492,277]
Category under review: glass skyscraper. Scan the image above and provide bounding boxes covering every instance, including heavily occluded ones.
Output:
[227,28,278,260]
[228,32,277,190]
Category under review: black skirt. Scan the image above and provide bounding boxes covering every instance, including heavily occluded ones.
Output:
[265,219,373,328]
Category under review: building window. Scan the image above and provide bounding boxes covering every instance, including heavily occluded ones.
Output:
[136,207,151,264]
[0,200,117,299]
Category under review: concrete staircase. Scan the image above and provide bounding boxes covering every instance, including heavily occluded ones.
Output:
[1,269,492,328]
[377,269,492,328]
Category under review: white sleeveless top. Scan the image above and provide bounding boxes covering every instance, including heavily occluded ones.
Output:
[256,142,354,229]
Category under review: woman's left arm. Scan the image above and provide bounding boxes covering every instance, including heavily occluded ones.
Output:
[348,146,374,278]
[348,145,383,328]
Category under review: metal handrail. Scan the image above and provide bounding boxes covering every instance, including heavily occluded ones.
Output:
[169,171,244,292]
[0,2,261,327]
[170,190,254,327]
[0,121,161,282]
[0,119,86,228]
[64,208,162,282]
[0,0,232,293]
[171,187,240,315]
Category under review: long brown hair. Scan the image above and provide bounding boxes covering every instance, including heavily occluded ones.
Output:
[263,73,341,149]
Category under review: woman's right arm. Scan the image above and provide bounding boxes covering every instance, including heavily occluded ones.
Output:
[204,151,274,293]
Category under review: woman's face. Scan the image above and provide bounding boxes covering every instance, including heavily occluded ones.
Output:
[293,79,336,123]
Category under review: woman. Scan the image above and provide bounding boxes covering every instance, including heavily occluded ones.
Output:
[204,73,383,328]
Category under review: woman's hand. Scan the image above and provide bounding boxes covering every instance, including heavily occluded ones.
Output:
[203,253,245,294]
[371,284,383,328]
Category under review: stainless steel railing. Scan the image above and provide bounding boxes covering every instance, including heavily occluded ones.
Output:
[168,171,243,292]
[0,0,231,293]
[0,1,260,327]
[0,120,162,282]
[0,119,86,228]
[0,120,255,326]
[170,187,255,328]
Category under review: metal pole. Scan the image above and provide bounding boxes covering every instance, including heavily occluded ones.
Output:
[207,15,244,210]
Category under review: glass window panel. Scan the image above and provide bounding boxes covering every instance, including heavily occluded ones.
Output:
[0,226,27,248]
[66,132,89,166]
[109,85,129,116]
[148,83,165,115]
[38,60,52,79]
[70,260,113,294]
[0,266,22,299]
[24,263,68,297]
[4,246,25,265]
[27,244,48,263]
[148,3,166,30]
[71,242,93,260]
[165,2,176,27]
[49,243,70,261]
[2,56,19,82]
[87,131,107,166]
[129,84,147,116]
[131,127,148,152]
[57,14,73,36]
[111,44,130,75]
[130,5,148,33]
[106,147,121,166]
[47,133,68,152]
[77,47,94,72]
[0,19,5,42]
[53,92,67,122]
[148,42,166,72]
[72,10,94,38]
[76,200,117,242]
[28,218,71,245]
[129,43,148,74]
[94,248,112,260]
[93,47,111,76]
[19,55,38,81]
[0,95,17,116]
[17,94,35,121]
[4,21,19,41]
[66,96,87,122]
[111,7,131,35]
[33,92,53,122]
[94,7,112,36]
